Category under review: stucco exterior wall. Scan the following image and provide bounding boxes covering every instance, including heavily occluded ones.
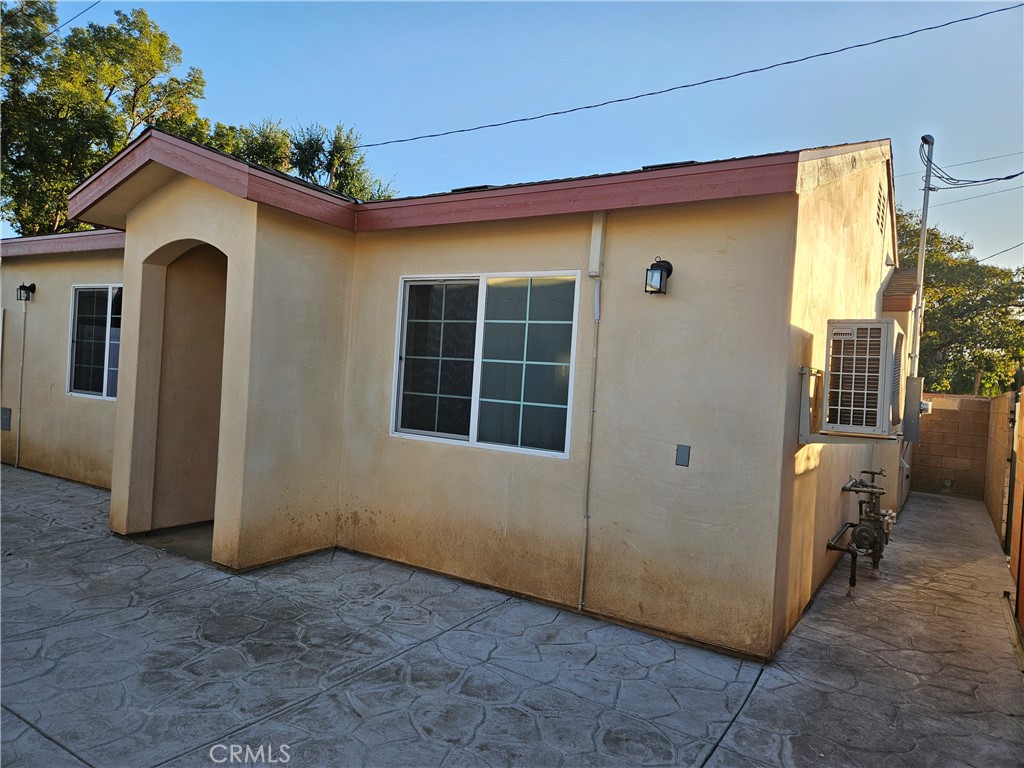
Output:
[150,244,227,529]
[3,141,900,657]
[341,197,799,657]
[582,197,797,656]
[340,214,593,606]
[875,307,916,510]
[230,206,354,567]
[111,175,258,559]
[774,147,897,649]
[0,251,123,486]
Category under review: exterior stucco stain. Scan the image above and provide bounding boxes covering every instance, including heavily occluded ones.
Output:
[218,498,337,570]
[338,503,579,607]
[585,548,775,656]
[8,445,112,490]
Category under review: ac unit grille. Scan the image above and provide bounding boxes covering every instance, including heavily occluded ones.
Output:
[891,333,904,426]
[821,319,905,436]
[826,327,883,428]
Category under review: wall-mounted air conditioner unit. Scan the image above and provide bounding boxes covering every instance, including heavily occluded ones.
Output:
[821,319,905,437]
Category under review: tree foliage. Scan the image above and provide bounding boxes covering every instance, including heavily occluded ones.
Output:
[288,122,395,200]
[1,2,205,234]
[1,2,395,235]
[896,207,1024,395]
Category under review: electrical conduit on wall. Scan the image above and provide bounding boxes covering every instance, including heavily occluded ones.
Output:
[15,297,28,467]
[578,212,606,610]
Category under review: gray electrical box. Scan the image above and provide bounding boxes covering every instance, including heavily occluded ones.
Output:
[902,377,925,442]
[1,407,11,431]
[675,444,691,467]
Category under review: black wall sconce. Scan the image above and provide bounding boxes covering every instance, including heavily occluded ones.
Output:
[16,283,36,302]
[644,259,673,295]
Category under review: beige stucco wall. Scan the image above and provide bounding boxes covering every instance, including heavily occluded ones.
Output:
[150,244,227,529]
[341,196,799,657]
[111,175,259,560]
[875,306,915,509]
[582,197,798,656]
[230,205,354,567]
[4,148,899,658]
[112,176,354,568]
[774,146,898,649]
[0,251,123,486]
[340,215,593,605]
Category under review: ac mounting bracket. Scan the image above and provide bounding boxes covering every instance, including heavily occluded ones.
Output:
[798,366,901,446]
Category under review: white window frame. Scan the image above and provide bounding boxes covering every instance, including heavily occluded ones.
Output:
[390,270,581,459]
[67,284,122,401]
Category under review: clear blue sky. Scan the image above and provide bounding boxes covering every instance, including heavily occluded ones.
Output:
[24,1,1024,268]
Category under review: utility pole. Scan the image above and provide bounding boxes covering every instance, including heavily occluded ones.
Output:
[910,134,935,378]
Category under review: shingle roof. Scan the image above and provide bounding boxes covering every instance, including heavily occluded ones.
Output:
[884,268,919,298]
[882,268,918,312]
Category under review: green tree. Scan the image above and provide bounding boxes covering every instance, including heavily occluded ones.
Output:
[1,2,205,234]
[2,2,394,233]
[289,122,395,200]
[233,119,291,171]
[896,207,1024,395]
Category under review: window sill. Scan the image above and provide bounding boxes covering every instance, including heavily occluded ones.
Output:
[389,429,569,460]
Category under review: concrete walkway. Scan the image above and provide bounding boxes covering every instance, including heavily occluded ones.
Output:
[1,466,1021,767]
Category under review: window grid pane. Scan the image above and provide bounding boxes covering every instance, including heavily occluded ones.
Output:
[477,277,573,451]
[399,282,478,437]
[68,286,121,398]
[71,288,113,397]
[396,275,574,454]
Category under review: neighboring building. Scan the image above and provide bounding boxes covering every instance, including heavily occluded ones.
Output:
[1,129,910,658]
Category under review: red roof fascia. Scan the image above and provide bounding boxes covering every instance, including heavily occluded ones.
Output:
[68,129,801,234]
[882,295,915,312]
[356,155,800,231]
[68,130,357,231]
[1,229,126,258]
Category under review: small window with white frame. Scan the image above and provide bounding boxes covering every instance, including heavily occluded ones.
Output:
[394,272,579,456]
[69,285,122,399]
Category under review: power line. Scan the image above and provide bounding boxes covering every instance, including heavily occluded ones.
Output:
[356,2,1024,150]
[45,0,101,40]
[895,152,1024,178]
[976,242,1023,263]
[931,170,1024,189]
[920,144,1023,188]
[920,185,1024,209]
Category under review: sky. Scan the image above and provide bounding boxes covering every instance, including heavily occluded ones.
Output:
[15,1,1024,268]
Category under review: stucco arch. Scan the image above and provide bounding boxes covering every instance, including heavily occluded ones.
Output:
[109,238,231,548]
[142,238,208,268]
[109,179,258,566]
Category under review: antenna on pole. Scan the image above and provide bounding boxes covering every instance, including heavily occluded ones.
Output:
[910,134,935,378]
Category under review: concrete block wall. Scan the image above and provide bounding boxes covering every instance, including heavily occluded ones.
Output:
[984,392,1015,537]
[911,395,990,499]
[1012,416,1023,634]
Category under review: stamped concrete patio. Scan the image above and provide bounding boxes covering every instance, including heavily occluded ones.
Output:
[2,465,1022,767]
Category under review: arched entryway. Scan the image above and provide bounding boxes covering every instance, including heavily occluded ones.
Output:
[149,243,227,531]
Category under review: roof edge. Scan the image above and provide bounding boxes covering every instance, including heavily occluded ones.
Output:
[1,229,126,258]
[64,128,894,234]
[68,128,358,231]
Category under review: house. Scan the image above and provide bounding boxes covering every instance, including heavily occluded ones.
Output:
[0,129,912,658]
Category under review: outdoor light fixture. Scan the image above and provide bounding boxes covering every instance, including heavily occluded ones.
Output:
[644,259,673,295]
[16,283,36,302]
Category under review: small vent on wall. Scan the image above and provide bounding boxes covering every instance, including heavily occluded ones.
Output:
[875,182,887,234]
